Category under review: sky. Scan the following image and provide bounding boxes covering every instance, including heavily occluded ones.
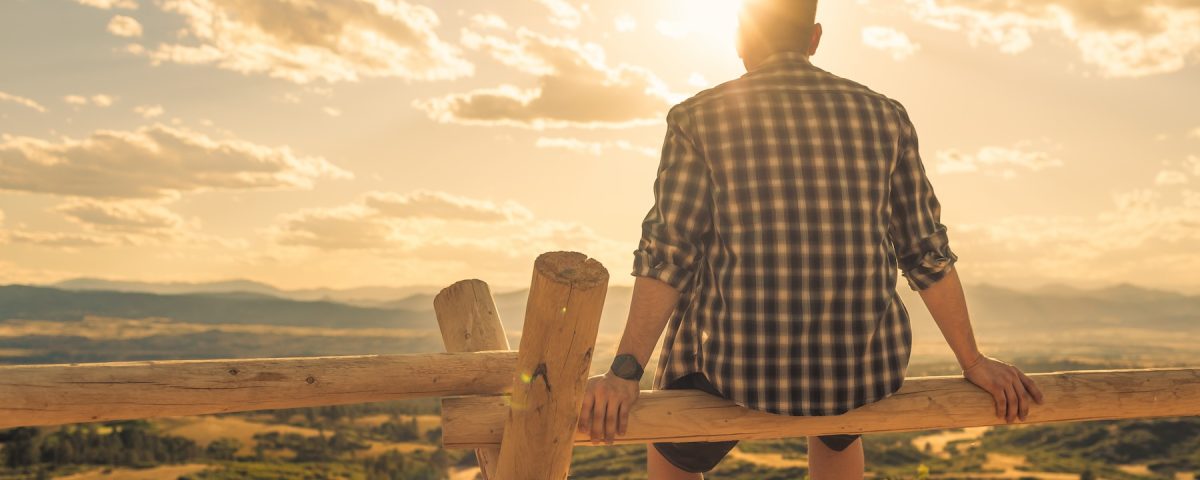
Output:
[0,0,1198,294]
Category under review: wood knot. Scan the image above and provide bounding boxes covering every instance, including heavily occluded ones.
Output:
[305,376,316,384]
[228,368,239,376]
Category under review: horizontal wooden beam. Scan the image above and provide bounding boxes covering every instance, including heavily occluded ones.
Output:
[441,367,1200,449]
[0,351,518,429]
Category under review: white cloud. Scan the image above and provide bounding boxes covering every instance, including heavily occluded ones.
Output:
[688,72,709,87]
[0,123,350,199]
[470,13,509,31]
[141,0,473,84]
[414,28,674,129]
[615,14,637,33]
[906,0,1200,77]
[363,190,533,223]
[1185,155,1200,175]
[1155,170,1189,186]
[2,230,118,249]
[107,15,143,37]
[76,0,137,9]
[933,143,1063,178]
[862,26,921,61]
[133,104,164,118]
[536,0,583,29]
[955,187,1200,291]
[0,91,47,113]
[64,94,116,107]
[655,20,688,39]
[535,137,658,159]
[55,198,186,236]
[322,107,342,117]
[91,94,115,107]
[268,190,628,278]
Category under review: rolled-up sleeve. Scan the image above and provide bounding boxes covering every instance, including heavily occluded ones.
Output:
[631,105,713,294]
[887,101,958,291]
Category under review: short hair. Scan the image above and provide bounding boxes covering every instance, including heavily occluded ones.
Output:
[739,0,819,53]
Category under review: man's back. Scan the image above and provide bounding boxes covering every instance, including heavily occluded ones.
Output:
[631,51,958,417]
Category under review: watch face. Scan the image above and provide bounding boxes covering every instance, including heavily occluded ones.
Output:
[612,355,642,379]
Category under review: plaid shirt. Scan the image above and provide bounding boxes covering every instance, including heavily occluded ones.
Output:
[631,51,958,416]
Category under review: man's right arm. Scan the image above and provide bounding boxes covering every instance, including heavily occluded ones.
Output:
[888,100,1044,422]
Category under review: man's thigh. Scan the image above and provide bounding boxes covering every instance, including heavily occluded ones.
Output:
[649,372,738,473]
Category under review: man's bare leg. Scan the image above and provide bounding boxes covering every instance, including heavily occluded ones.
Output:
[807,436,865,480]
[647,445,704,480]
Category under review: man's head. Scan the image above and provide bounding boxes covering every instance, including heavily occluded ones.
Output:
[736,0,822,71]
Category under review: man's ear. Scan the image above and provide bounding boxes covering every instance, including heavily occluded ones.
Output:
[808,23,823,56]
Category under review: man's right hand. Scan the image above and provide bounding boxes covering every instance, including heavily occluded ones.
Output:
[961,354,1045,423]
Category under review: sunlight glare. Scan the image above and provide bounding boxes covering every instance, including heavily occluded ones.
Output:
[658,0,745,52]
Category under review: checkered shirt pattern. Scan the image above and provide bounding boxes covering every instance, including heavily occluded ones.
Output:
[631,51,958,416]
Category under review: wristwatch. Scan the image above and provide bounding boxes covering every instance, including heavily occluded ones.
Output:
[609,353,644,381]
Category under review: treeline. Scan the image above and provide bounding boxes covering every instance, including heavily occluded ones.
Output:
[256,397,440,428]
[1,421,198,469]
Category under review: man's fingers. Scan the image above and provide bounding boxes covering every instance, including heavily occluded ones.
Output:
[990,386,1004,419]
[617,401,629,436]
[578,392,594,433]
[590,396,607,443]
[1015,380,1032,421]
[605,401,620,444]
[1004,383,1018,423]
[1017,371,1045,404]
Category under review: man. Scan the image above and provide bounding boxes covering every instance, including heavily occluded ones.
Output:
[578,0,1046,478]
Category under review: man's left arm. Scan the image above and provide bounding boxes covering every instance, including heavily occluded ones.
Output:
[578,104,713,445]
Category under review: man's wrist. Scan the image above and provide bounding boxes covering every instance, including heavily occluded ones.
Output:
[959,350,986,372]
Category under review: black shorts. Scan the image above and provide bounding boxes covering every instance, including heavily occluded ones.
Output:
[650,372,862,474]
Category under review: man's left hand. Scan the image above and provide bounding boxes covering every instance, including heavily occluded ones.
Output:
[578,371,640,445]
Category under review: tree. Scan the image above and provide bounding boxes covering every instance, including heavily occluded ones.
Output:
[206,438,242,461]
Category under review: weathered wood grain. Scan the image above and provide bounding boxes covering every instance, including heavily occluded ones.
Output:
[495,251,609,480]
[435,279,510,480]
[0,350,517,429]
[441,367,1200,449]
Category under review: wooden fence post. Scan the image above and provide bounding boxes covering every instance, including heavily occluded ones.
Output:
[435,279,511,480]
[496,251,608,479]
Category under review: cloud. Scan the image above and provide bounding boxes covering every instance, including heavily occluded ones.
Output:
[0,91,47,113]
[1190,127,1200,139]
[1155,170,1189,185]
[268,190,628,278]
[0,123,350,199]
[64,94,116,107]
[141,0,473,84]
[322,107,342,117]
[535,137,658,158]
[470,14,509,31]
[363,190,533,222]
[932,143,1063,178]
[2,230,117,249]
[107,15,143,37]
[862,26,921,60]
[133,104,164,118]
[536,0,583,29]
[55,198,186,235]
[954,187,1200,291]
[615,14,637,33]
[414,28,674,129]
[906,0,1200,77]
[76,0,137,9]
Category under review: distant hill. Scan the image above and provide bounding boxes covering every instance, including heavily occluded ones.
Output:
[0,285,435,329]
[7,280,1199,343]
[49,278,465,306]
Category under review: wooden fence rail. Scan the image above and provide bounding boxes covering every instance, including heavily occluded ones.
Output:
[1,251,1198,480]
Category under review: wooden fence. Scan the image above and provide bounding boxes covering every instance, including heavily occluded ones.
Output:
[2,251,1198,479]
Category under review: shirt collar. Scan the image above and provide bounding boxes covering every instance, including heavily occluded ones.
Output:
[750,51,813,72]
